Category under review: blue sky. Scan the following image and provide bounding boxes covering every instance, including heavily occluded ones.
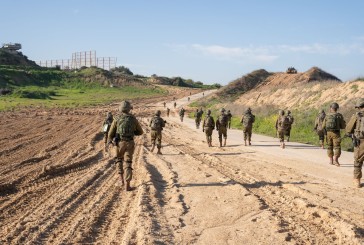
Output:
[1,0,364,84]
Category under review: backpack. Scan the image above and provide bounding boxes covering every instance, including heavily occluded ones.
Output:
[325,113,338,131]
[204,116,214,127]
[279,116,291,130]
[117,114,135,138]
[218,114,228,127]
[151,117,162,131]
[243,113,254,127]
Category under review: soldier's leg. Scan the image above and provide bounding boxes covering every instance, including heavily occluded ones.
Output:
[279,131,285,148]
[326,133,334,164]
[157,132,162,154]
[243,128,247,145]
[150,131,156,152]
[124,141,135,191]
[333,133,341,166]
[218,130,223,147]
[223,128,227,146]
[353,141,364,187]
[248,128,252,145]
[115,144,126,185]
[103,132,108,145]
[319,132,325,149]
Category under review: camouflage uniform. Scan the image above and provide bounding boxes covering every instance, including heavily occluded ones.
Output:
[194,109,203,129]
[216,108,228,147]
[226,110,232,129]
[314,110,326,148]
[285,111,294,141]
[174,102,177,108]
[108,101,143,191]
[345,98,364,187]
[275,110,290,148]
[102,112,113,145]
[240,108,255,145]
[149,110,166,154]
[203,110,215,147]
[179,108,185,122]
[166,108,170,117]
[322,103,346,166]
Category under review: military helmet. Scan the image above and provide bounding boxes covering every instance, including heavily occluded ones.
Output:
[119,100,133,112]
[247,107,252,112]
[355,98,364,108]
[155,110,161,116]
[320,109,325,114]
[107,112,112,116]
[221,108,226,113]
[330,102,339,110]
[207,109,211,115]
[227,110,231,112]
[287,110,291,114]
[279,110,285,116]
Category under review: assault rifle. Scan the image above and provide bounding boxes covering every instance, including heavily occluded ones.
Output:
[343,133,360,147]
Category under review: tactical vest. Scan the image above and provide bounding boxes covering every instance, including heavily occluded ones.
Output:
[117,114,135,138]
[279,116,291,131]
[151,116,163,131]
[218,114,228,127]
[355,113,364,139]
[243,113,254,127]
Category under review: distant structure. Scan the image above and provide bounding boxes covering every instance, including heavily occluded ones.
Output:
[2,43,22,52]
[37,50,117,70]
[286,67,297,74]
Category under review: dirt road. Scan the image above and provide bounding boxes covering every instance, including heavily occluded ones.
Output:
[0,91,363,244]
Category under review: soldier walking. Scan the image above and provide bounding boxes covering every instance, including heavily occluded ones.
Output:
[226,110,232,129]
[194,108,203,129]
[275,110,291,149]
[149,110,166,155]
[240,108,255,146]
[174,102,177,109]
[102,112,113,148]
[166,107,170,117]
[345,98,364,188]
[203,110,215,147]
[314,109,326,149]
[163,102,166,108]
[216,108,228,147]
[285,110,294,142]
[322,102,346,166]
[108,101,144,191]
[179,107,185,122]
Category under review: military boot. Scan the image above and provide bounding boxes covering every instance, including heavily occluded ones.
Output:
[320,140,324,149]
[333,155,340,167]
[223,138,226,147]
[219,140,222,147]
[126,181,132,191]
[151,144,155,152]
[287,136,290,142]
[209,141,212,147]
[354,179,361,188]
[244,140,247,146]
[249,141,251,146]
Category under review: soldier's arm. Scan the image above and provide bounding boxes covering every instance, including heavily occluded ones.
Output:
[240,116,244,123]
[108,120,117,142]
[134,119,144,136]
[252,115,255,123]
[345,115,357,134]
[339,114,346,129]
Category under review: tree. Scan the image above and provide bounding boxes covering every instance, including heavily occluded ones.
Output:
[111,66,133,75]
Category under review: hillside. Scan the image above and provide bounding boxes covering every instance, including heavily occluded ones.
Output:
[0,48,38,67]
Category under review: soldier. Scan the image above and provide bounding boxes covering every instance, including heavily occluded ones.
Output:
[108,101,144,191]
[194,109,200,129]
[314,109,326,149]
[174,102,177,109]
[275,110,290,149]
[216,108,229,147]
[166,107,170,117]
[102,112,113,148]
[345,98,364,188]
[226,110,233,129]
[188,97,190,102]
[203,110,215,147]
[179,107,185,122]
[163,102,166,108]
[240,107,255,146]
[149,110,166,154]
[322,102,346,166]
[285,110,294,142]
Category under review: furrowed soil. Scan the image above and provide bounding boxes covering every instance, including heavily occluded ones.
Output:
[0,90,363,245]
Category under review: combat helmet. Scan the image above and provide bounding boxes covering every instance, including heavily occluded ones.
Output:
[207,109,211,115]
[107,112,112,117]
[287,110,291,115]
[155,110,161,116]
[355,98,364,108]
[330,102,339,110]
[221,108,226,113]
[119,100,133,113]
[319,109,325,114]
[279,110,285,116]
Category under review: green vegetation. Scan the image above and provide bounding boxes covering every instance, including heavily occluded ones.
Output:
[351,84,359,93]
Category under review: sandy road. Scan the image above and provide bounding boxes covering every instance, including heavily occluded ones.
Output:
[0,89,363,244]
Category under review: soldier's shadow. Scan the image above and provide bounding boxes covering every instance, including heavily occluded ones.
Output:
[212,152,254,156]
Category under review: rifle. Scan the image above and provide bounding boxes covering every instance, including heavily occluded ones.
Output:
[343,134,360,147]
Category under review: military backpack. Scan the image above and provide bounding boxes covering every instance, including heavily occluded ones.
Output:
[355,112,364,139]
[279,116,291,131]
[204,116,214,128]
[325,113,343,131]
[218,114,228,127]
[151,116,163,131]
[117,114,135,138]
[243,113,254,127]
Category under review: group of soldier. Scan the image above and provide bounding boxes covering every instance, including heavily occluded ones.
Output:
[101,97,364,191]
